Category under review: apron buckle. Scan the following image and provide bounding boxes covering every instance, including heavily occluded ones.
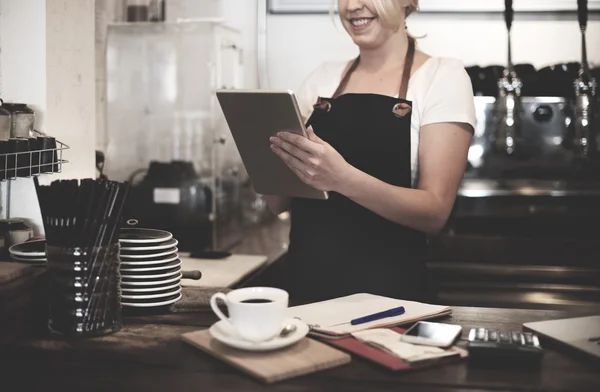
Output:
[392,102,411,118]
[313,98,332,113]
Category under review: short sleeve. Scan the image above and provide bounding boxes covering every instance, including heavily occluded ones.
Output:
[294,61,348,121]
[295,66,321,121]
[421,59,476,131]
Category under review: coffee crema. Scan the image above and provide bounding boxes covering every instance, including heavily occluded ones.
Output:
[240,298,273,304]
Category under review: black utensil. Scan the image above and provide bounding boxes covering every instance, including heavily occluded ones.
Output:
[37,178,131,337]
[0,140,8,180]
[8,138,30,178]
[37,136,57,173]
[182,270,202,280]
[28,137,39,175]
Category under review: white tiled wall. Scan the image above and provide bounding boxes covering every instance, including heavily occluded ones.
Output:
[0,0,95,233]
[0,0,48,228]
[264,9,600,91]
[154,1,600,92]
[45,0,96,182]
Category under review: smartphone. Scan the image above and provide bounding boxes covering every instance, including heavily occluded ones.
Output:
[400,321,462,348]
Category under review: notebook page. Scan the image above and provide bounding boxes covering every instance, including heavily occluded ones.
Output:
[351,329,458,363]
[288,293,403,327]
[287,293,451,335]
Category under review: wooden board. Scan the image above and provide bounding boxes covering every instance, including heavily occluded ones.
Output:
[180,254,268,288]
[181,329,351,383]
[0,262,34,285]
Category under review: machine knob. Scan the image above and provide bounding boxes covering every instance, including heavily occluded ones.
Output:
[533,105,553,122]
[126,219,139,227]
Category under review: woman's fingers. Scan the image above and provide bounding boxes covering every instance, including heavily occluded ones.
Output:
[271,144,315,184]
[306,126,324,143]
[269,135,311,161]
[271,144,308,173]
[275,131,319,152]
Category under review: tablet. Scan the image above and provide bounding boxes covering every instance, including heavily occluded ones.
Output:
[216,89,328,200]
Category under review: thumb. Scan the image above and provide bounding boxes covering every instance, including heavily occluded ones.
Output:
[306,126,324,143]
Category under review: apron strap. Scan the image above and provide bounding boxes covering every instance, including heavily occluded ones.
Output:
[398,38,415,100]
[332,57,359,99]
[331,38,416,100]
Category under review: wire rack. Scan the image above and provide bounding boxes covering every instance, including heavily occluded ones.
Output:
[0,138,70,181]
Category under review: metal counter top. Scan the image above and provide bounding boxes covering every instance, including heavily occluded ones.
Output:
[458,179,600,197]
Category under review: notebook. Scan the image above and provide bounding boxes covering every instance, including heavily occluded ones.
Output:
[286,293,452,338]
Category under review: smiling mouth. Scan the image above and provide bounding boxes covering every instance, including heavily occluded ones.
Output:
[349,17,375,29]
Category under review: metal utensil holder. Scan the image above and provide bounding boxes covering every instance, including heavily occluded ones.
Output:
[0,139,69,181]
[0,133,70,219]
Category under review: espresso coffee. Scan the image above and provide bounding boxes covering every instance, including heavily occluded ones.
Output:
[241,298,272,304]
[211,287,289,342]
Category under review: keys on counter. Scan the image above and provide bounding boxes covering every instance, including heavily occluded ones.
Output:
[467,328,543,363]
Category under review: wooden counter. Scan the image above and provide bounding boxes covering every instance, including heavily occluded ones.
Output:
[230,217,291,262]
[1,218,599,391]
[1,306,598,391]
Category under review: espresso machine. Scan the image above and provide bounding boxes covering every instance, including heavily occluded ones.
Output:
[428,0,600,311]
[462,0,600,187]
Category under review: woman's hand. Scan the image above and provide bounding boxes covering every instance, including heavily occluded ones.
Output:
[270,127,352,192]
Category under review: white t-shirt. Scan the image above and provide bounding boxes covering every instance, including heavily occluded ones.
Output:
[295,57,476,186]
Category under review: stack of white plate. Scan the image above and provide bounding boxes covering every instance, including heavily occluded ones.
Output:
[119,228,183,308]
[9,239,47,265]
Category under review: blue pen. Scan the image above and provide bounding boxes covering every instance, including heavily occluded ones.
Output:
[350,306,405,325]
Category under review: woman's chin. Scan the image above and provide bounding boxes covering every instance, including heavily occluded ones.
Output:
[351,36,380,50]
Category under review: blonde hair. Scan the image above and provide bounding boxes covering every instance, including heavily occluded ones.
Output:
[332,1,420,40]
[370,0,419,31]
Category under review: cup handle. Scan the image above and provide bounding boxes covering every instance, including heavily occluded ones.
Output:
[210,293,234,328]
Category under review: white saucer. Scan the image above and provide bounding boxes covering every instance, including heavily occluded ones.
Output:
[119,248,178,260]
[120,281,180,293]
[121,293,182,308]
[9,239,46,257]
[121,286,182,300]
[209,317,309,352]
[120,253,179,266]
[120,238,178,253]
[120,259,181,273]
[121,272,182,286]
[11,255,47,263]
[119,228,173,244]
[120,267,181,280]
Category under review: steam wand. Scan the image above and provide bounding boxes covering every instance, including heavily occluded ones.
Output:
[494,0,523,156]
[571,0,597,158]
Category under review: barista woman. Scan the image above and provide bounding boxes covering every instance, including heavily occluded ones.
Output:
[266,0,475,303]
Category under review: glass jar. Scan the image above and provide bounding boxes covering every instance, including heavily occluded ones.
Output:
[3,103,35,138]
[47,242,122,337]
[0,99,11,141]
[126,0,150,22]
[148,0,165,22]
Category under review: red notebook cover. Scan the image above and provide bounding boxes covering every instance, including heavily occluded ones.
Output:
[320,327,468,372]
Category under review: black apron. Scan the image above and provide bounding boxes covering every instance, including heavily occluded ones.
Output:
[285,40,429,304]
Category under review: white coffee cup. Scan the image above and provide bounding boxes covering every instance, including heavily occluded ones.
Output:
[210,287,289,342]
